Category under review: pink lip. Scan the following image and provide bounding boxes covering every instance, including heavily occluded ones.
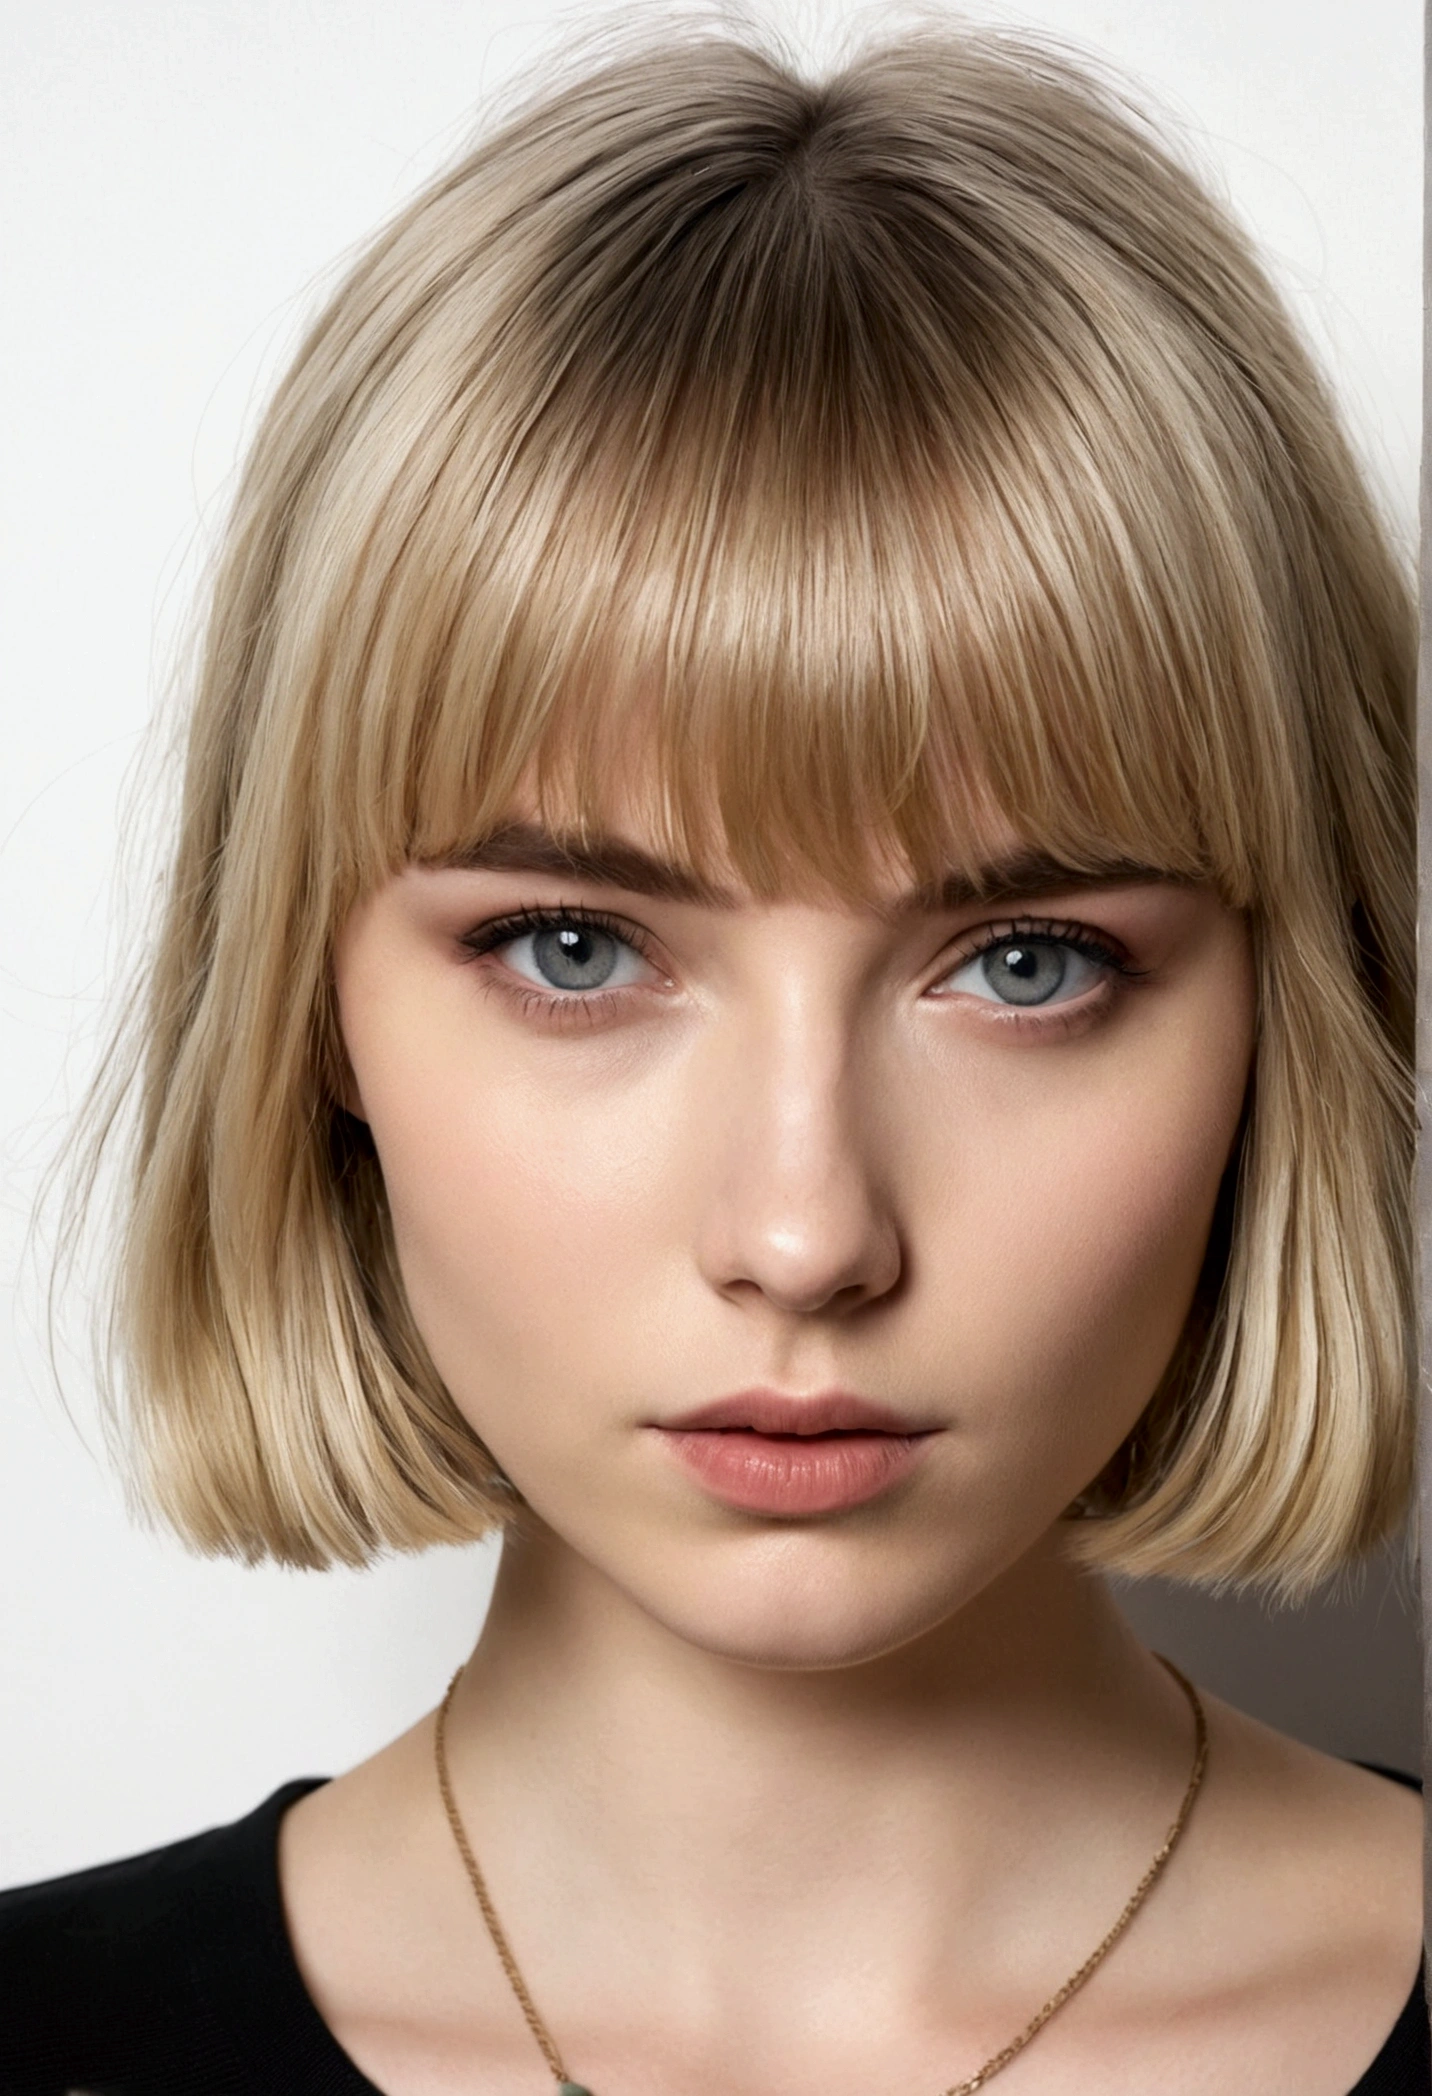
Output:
[662,1389,925,1435]
[652,1389,937,1516]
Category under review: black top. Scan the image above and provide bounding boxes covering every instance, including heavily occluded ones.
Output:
[0,1775,1425,2096]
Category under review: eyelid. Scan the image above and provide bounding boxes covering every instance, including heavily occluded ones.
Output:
[455,902,671,1026]
[458,901,659,967]
[457,907,1135,971]
[940,914,1137,975]
[454,903,1141,1019]
[926,915,1142,1016]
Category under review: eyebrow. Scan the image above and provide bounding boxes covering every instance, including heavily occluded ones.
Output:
[895,848,1175,914]
[438,822,730,902]
[435,823,1173,912]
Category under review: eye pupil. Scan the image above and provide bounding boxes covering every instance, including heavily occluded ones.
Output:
[532,923,618,990]
[981,938,1067,1006]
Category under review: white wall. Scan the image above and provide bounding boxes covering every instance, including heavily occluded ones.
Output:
[1,0,1420,1888]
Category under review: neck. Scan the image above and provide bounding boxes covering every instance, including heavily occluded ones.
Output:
[442,1520,1190,1978]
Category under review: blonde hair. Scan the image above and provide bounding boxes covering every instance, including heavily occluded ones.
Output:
[99,22,1414,1591]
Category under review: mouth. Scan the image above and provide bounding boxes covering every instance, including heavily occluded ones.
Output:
[651,1389,939,1516]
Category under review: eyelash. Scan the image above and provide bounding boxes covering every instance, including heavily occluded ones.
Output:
[947,916,1134,977]
[937,917,1140,1030]
[457,903,663,1030]
[456,905,1139,1029]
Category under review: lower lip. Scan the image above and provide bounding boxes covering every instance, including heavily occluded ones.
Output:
[655,1429,933,1515]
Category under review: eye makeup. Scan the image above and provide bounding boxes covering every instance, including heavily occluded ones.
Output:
[454,895,1146,1038]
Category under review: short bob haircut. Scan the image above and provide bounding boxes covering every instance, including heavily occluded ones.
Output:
[99,22,1414,1595]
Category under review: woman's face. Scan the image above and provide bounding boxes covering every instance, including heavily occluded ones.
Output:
[334,794,1255,1668]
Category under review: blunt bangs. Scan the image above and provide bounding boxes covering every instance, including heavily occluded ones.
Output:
[288,46,1302,912]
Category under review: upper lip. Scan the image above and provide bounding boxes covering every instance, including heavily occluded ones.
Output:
[657,1390,932,1435]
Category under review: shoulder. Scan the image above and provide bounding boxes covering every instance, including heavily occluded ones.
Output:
[1159,1696,1424,2093]
[1197,1700,1422,1922]
[0,1780,327,2096]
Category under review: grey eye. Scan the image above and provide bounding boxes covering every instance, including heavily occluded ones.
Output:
[937,937,1102,1008]
[527,924,622,990]
[491,917,653,997]
[980,939,1068,1006]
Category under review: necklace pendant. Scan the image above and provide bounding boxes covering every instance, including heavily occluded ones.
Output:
[556,2084,593,2095]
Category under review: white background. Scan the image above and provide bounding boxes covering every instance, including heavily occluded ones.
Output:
[1,0,1420,1887]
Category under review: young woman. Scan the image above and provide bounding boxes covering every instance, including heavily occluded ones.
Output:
[1,21,1422,2096]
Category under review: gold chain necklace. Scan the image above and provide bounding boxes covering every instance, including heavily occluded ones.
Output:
[434,1653,1208,2096]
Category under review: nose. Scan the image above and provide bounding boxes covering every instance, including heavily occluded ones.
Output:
[692,996,904,1318]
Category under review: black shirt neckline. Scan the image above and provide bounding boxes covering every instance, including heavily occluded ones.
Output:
[252,1777,1425,2096]
[246,1779,385,2092]
[3,1770,1418,2094]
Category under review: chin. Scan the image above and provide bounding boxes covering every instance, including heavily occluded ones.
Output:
[610,1533,1002,1673]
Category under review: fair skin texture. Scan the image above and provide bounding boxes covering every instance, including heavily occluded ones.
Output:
[280,801,1422,2096]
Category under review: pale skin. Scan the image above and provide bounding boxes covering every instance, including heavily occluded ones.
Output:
[281,797,1422,2096]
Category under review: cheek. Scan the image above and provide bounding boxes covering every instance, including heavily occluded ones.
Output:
[922,1021,1248,1447]
[367,1048,669,1399]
